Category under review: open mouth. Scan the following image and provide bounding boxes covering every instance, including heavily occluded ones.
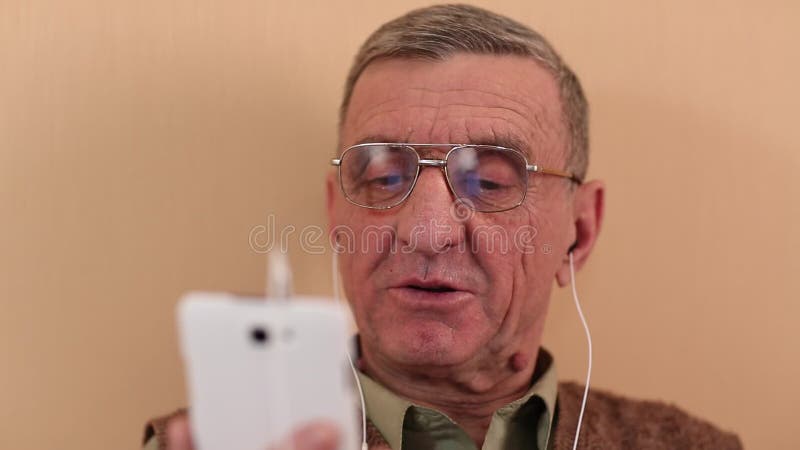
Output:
[390,277,470,307]
[406,284,457,293]
[389,279,470,309]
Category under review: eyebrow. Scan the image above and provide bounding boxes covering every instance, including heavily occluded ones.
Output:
[353,135,394,146]
[467,133,533,160]
[351,133,535,159]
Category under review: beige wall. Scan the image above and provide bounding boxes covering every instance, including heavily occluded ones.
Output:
[1,1,798,448]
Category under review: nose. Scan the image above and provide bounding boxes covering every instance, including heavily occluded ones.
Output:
[394,166,466,255]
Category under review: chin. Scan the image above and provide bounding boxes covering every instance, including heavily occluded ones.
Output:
[372,317,487,367]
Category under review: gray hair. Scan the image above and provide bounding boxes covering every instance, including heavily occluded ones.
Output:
[339,4,589,181]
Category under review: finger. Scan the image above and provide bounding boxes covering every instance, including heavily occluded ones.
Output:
[292,421,340,450]
[165,414,194,450]
[269,421,341,450]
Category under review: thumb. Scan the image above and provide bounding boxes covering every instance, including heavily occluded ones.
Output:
[165,414,194,450]
[270,421,341,450]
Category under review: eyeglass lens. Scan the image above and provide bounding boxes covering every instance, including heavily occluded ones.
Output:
[339,145,529,212]
[446,146,528,211]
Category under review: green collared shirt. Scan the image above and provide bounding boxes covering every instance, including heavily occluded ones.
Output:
[358,349,558,450]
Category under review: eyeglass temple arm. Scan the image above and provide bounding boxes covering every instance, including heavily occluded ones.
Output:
[528,165,583,184]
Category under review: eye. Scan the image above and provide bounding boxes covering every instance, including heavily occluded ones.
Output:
[478,178,503,191]
[476,162,519,187]
[459,171,512,194]
[366,173,408,190]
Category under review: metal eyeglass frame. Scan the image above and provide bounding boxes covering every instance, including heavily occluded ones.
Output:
[330,143,583,213]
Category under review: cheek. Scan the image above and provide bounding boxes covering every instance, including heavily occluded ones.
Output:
[467,206,557,324]
[514,201,566,313]
[466,213,534,313]
[333,208,392,305]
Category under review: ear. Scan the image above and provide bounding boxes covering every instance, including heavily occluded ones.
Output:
[555,180,605,287]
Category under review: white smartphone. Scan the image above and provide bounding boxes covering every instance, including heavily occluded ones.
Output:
[177,291,359,450]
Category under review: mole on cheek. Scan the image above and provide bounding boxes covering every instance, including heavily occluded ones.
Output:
[510,352,529,372]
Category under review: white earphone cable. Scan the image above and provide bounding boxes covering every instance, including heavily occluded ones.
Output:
[332,251,369,450]
[569,251,592,450]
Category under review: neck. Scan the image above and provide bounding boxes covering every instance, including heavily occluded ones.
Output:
[360,342,542,447]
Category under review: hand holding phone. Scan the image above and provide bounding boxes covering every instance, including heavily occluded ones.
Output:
[177,292,358,450]
[161,412,342,450]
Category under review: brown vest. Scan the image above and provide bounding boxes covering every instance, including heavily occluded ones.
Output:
[144,381,742,449]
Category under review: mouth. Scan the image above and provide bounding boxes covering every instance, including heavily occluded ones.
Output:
[404,282,458,293]
[389,278,471,308]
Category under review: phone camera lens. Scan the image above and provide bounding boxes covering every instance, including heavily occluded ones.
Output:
[250,326,269,345]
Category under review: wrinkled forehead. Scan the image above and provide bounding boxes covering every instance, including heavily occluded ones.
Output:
[341,54,568,164]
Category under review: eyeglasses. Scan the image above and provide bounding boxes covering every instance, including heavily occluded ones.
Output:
[331,143,582,213]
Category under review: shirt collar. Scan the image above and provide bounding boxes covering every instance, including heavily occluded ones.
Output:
[356,347,558,450]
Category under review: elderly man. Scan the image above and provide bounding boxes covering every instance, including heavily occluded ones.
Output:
[145,5,741,450]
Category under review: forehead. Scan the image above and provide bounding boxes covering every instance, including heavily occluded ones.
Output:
[342,53,567,163]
